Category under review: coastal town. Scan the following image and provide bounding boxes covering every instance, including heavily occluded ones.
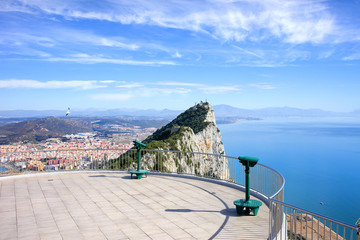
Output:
[0,126,157,174]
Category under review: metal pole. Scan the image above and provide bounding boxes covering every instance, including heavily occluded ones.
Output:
[137,148,141,171]
[245,162,250,201]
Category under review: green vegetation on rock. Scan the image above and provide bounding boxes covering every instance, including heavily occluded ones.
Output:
[145,126,189,151]
[144,102,211,147]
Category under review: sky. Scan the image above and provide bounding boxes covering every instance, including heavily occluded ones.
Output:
[1,0,360,112]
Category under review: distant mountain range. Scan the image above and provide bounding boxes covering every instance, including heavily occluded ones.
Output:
[0,108,181,118]
[0,117,93,144]
[0,105,359,119]
[213,105,360,118]
[0,105,359,145]
[0,116,170,144]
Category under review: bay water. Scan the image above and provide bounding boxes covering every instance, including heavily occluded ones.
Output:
[218,118,360,226]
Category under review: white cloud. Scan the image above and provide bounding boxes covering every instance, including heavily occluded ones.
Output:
[0,32,56,47]
[232,45,263,59]
[199,85,242,94]
[151,81,241,94]
[225,47,311,66]
[0,0,34,13]
[343,53,360,61]
[98,38,138,50]
[3,0,360,67]
[172,51,182,58]
[153,81,203,87]
[318,49,335,59]
[46,28,139,50]
[100,80,116,83]
[0,79,106,89]
[46,55,176,66]
[4,0,344,44]
[153,87,191,94]
[3,48,51,58]
[91,93,133,101]
[91,80,240,98]
[117,83,144,88]
[248,83,276,90]
[91,87,191,101]
[137,87,192,97]
[266,7,335,44]
[0,28,138,52]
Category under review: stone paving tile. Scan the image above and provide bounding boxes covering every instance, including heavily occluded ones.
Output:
[138,223,164,235]
[162,226,194,239]
[61,231,85,240]
[40,234,63,240]
[38,228,63,240]
[0,172,269,240]
[121,225,147,239]
[0,230,17,240]
[184,227,211,240]
[80,230,108,240]
[18,229,40,240]
[148,232,174,240]
[0,212,16,224]
[171,218,197,229]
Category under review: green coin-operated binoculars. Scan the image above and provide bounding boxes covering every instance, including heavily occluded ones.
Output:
[130,140,148,179]
[233,156,263,216]
[239,156,258,202]
[134,140,146,149]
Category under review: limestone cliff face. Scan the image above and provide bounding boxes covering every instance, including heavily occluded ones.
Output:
[142,102,229,179]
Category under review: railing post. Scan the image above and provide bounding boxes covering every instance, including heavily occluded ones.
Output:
[269,200,273,239]
[356,218,360,240]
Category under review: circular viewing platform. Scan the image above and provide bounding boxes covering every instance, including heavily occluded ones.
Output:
[0,172,269,240]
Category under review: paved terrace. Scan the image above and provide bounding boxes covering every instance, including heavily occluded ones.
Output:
[0,172,269,240]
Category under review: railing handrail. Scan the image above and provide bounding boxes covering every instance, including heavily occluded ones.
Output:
[1,148,132,154]
[1,147,285,199]
[268,171,285,200]
[270,198,359,230]
[1,148,237,158]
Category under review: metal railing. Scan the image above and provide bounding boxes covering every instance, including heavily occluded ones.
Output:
[0,148,284,200]
[270,199,360,240]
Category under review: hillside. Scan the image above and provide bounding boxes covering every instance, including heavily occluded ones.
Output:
[143,102,211,148]
[0,117,93,144]
[124,102,229,179]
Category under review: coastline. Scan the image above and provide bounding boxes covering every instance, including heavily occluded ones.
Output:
[287,214,345,240]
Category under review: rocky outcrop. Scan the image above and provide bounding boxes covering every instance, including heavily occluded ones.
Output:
[142,102,229,179]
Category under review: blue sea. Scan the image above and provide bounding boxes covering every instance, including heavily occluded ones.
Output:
[218,118,360,226]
